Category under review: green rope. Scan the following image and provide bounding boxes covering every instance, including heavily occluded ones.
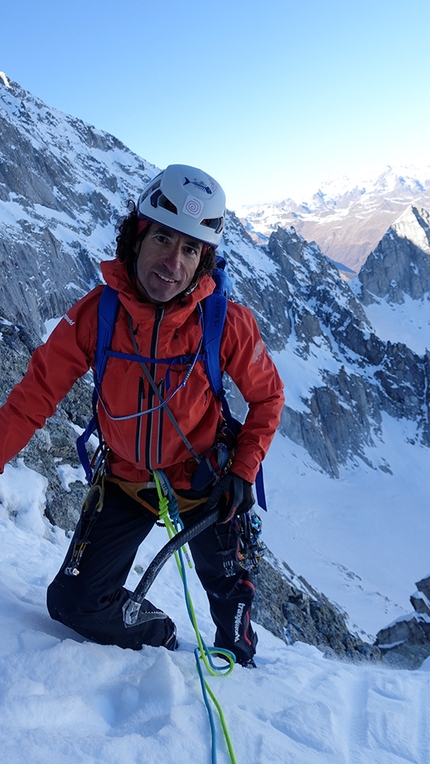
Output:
[153,470,238,764]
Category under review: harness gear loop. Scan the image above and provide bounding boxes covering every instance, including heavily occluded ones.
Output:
[63,476,105,577]
[235,509,267,572]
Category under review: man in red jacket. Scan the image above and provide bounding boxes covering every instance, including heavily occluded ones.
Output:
[0,165,284,665]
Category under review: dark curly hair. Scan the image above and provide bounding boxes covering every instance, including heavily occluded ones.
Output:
[115,202,217,292]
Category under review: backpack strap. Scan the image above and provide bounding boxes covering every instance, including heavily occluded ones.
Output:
[202,295,228,399]
[76,285,120,483]
[94,285,120,385]
[202,260,267,511]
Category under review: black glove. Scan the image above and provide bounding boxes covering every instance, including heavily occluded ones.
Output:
[205,471,255,523]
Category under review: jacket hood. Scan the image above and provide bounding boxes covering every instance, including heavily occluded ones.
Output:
[100,259,216,324]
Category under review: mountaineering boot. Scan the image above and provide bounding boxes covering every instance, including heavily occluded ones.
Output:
[238,657,257,668]
[164,625,179,651]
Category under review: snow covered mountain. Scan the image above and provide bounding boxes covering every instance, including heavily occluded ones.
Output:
[351,205,430,353]
[0,76,158,336]
[1,75,430,674]
[238,166,430,273]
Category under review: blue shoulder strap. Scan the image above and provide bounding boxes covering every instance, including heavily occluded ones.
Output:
[201,258,231,399]
[202,258,267,511]
[76,285,120,483]
[94,284,120,384]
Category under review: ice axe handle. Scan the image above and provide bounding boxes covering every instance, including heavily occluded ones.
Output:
[132,506,220,603]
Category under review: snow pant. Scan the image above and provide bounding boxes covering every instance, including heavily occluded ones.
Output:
[47,478,257,663]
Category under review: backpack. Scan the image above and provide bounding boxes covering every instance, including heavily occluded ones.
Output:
[76,257,267,510]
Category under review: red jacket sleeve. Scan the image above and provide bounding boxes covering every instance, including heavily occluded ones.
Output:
[221,302,285,483]
[0,289,101,472]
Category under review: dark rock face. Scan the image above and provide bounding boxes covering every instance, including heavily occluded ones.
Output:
[0,78,156,336]
[0,311,92,530]
[250,226,430,477]
[253,551,381,663]
[357,206,430,305]
[376,573,430,669]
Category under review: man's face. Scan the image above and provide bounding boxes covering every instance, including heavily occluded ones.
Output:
[135,224,203,304]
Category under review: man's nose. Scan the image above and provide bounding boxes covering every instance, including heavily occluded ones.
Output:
[163,242,182,270]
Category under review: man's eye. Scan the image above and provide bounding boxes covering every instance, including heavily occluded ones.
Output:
[185,247,199,257]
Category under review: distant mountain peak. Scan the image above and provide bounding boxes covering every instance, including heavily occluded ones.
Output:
[391,205,430,253]
[238,165,430,272]
[0,71,10,88]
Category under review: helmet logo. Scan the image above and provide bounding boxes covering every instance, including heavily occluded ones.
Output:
[183,176,214,195]
[183,195,203,218]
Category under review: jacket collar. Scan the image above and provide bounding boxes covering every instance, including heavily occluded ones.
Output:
[100,259,215,325]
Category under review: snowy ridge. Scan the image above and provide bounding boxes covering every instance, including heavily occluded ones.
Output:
[0,77,158,334]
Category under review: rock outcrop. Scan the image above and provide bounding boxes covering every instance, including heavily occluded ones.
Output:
[357,206,430,305]
[376,574,430,668]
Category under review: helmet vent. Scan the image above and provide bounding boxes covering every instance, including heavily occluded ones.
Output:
[150,189,178,215]
[201,216,225,234]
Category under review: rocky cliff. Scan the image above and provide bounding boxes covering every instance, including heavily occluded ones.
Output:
[248,225,430,477]
[0,77,156,336]
[355,205,430,305]
[375,573,430,669]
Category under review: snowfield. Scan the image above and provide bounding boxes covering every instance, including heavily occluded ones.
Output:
[1,447,430,764]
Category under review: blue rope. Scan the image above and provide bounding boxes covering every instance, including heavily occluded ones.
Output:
[176,544,237,763]
[153,470,237,763]
[194,647,218,764]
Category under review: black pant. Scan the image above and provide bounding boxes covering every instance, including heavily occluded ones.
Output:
[47,480,257,662]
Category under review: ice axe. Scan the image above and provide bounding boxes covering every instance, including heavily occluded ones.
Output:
[123,506,220,627]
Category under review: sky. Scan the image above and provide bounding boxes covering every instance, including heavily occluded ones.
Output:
[2,0,430,208]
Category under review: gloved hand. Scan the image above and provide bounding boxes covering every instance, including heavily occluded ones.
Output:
[205,471,255,523]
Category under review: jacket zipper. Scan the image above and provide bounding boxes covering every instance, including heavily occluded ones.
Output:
[135,376,145,464]
[157,378,165,464]
[145,305,164,471]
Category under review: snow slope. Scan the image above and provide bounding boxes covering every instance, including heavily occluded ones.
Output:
[1,438,430,763]
[361,294,430,355]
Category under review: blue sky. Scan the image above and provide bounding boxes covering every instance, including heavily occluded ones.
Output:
[2,0,430,209]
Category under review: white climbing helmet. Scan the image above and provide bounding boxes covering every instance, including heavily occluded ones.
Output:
[136,164,226,247]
